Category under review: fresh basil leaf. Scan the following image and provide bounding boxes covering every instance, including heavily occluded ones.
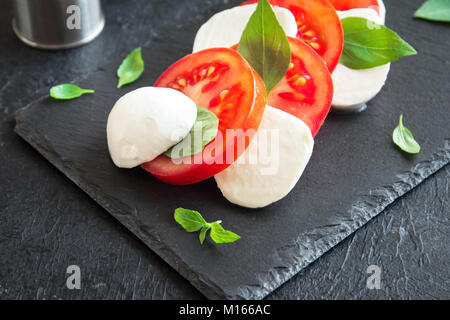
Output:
[414,0,450,22]
[50,84,94,100]
[392,114,421,154]
[210,222,241,244]
[117,47,144,88]
[237,0,291,94]
[199,225,211,245]
[174,209,239,245]
[165,106,219,159]
[174,208,207,232]
[340,17,417,69]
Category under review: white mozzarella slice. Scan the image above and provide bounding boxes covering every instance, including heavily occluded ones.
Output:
[332,64,391,109]
[193,4,298,53]
[332,9,390,110]
[107,87,197,168]
[378,0,386,24]
[337,7,383,24]
[214,107,314,209]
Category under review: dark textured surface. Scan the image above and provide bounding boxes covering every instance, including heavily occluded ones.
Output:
[1,0,449,300]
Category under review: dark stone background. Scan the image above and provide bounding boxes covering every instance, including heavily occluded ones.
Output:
[0,0,448,299]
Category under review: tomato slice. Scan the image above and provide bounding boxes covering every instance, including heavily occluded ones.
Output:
[268,37,333,136]
[232,37,333,136]
[141,48,266,185]
[328,0,380,14]
[240,0,343,73]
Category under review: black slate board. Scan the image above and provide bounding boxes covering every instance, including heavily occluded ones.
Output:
[14,0,450,299]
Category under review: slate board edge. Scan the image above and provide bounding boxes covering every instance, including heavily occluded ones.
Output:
[14,105,450,300]
[13,110,227,300]
[237,141,450,300]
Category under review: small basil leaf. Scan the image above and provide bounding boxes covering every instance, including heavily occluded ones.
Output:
[174,208,207,232]
[392,114,421,154]
[209,222,241,244]
[165,106,219,159]
[414,0,450,22]
[199,225,211,245]
[340,17,417,69]
[237,0,291,94]
[117,47,144,88]
[174,208,239,246]
[50,84,94,100]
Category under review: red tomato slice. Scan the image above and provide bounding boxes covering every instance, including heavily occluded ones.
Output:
[141,48,266,185]
[241,0,343,73]
[267,37,333,136]
[328,0,380,14]
[233,37,333,136]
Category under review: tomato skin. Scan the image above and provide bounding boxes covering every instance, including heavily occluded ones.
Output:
[269,37,333,136]
[142,48,266,185]
[240,0,343,73]
[231,37,332,136]
[328,0,380,14]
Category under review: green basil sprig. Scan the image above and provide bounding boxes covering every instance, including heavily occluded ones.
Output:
[174,208,240,245]
[238,0,291,94]
[165,106,219,159]
[392,114,421,154]
[50,84,94,100]
[414,0,450,22]
[340,17,417,69]
[117,47,145,88]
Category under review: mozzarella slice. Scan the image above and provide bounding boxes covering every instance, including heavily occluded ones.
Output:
[337,6,383,24]
[215,107,314,209]
[193,4,298,52]
[332,9,390,110]
[107,87,197,168]
[378,0,386,24]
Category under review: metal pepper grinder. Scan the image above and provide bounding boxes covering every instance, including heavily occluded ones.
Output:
[12,0,105,50]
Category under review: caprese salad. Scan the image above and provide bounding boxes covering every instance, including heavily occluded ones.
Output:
[106,0,416,209]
